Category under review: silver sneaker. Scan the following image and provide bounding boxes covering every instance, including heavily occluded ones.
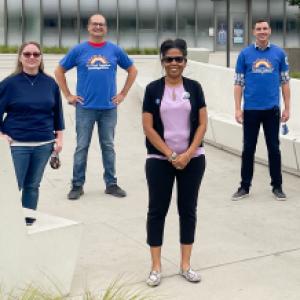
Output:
[146,271,161,287]
[180,267,201,283]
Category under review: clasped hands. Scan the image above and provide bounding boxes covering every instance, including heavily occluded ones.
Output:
[171,152,191,170]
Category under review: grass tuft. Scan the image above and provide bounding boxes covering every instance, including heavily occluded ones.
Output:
[0,279,159,300]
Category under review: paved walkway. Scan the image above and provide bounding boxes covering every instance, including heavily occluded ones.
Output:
[1,56,300,299]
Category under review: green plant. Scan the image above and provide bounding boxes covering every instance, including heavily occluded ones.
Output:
[288,0,300,7]
[42,47,69,54]
[100,279,157,300]
[290,71,300,79]
[0,279,159,300]
[1,285,63,300]
[0,45,159,55]
[0,45,18,53]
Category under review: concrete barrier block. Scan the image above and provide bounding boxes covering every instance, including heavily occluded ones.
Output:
[204,114,216,144]
[0,139,83,295]
[293,138,300,172]
[280,135,298,171]
[187,48,210,63]
[255,131,298,172]
[210,115,243,153]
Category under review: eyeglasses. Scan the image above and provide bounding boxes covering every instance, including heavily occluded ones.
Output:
[90,22,106,27]
[22,52,41,58]
[162,56,186,63]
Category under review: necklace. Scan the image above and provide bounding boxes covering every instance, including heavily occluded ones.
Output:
[23,73,39,86]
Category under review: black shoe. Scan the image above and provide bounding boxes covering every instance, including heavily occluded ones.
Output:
[25,217,36,226]
[232,187,249,200]
[105,184,127,198]
[68,185,84,200]
[272,187,287,200]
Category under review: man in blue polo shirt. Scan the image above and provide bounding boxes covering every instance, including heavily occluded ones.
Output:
[55,14,137,199]
[232,19,291,201]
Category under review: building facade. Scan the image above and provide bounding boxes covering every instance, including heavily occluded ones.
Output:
[0,0,299,50]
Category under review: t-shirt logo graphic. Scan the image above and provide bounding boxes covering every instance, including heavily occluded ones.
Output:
[87,55,111,70]
[252,58,274,74]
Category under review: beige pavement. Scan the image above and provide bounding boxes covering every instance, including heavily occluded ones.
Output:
[1,55,300,299]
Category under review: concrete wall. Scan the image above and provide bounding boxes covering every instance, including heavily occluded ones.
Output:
[134,57,300,176]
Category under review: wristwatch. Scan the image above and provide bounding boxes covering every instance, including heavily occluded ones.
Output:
[168,152,178,162]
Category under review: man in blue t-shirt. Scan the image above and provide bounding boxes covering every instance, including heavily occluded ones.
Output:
[232,19,291,201]
[55,14,137,200]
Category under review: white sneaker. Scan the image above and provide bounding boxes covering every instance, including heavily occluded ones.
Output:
[146,270,161,287]
[180,267,201,283]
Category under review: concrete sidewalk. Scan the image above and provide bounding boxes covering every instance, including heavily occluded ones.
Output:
[1,57,300,299]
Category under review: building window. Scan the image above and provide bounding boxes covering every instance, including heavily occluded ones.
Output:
[80,0,98,42]
[0,0,5,44]
[197,0,213,50]
[158,0,176,45]
[119,0,137,48]
[99,0,118,44]
[61,0,79,47]
[24,0,41,43]
[251,0,268,43]
[178,0,195,47]
[286,2,300,47]
[138,0,157,48]
[270,0,283,47]
[42,0,59,46]
[7,0,22,46]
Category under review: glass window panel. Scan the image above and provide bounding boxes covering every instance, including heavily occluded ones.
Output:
[80,0,98,42]
[230,0,247,51]
[231,0,246,13]
[99,0,118,43]
[214,0,227,51]
[270,0,283,47]
[24,0,41,43]
[251,0,268,42]
[197,0,213,50]
[286,2,300,47]
[138,1,157,48]
[178,0,195,47]
[43,0,59,46]
[61,0,79,47]
[158,0,176,45]
[0,0,5,44]
[119,0,137,48]
[7,0,22,46]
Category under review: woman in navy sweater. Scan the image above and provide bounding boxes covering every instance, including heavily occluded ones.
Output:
[0,41,65,225]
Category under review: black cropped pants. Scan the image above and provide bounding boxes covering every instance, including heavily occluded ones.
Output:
[146,155,205,247]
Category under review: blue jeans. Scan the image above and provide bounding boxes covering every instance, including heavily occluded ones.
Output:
[241,107,282,190]
[72,105,117,187]
[10,143,53,210]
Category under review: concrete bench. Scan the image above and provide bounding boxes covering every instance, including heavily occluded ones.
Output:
[0,139,83,295]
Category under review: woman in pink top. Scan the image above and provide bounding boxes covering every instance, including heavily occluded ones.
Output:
[142,39,208,286]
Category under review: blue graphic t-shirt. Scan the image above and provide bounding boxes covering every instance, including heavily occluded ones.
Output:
[59,41,133,110]
[235,44,289,110]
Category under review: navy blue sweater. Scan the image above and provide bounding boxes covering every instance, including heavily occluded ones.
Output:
[0,72,65,142]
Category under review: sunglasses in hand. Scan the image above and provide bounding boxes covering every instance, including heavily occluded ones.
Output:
[49,152,61,169]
